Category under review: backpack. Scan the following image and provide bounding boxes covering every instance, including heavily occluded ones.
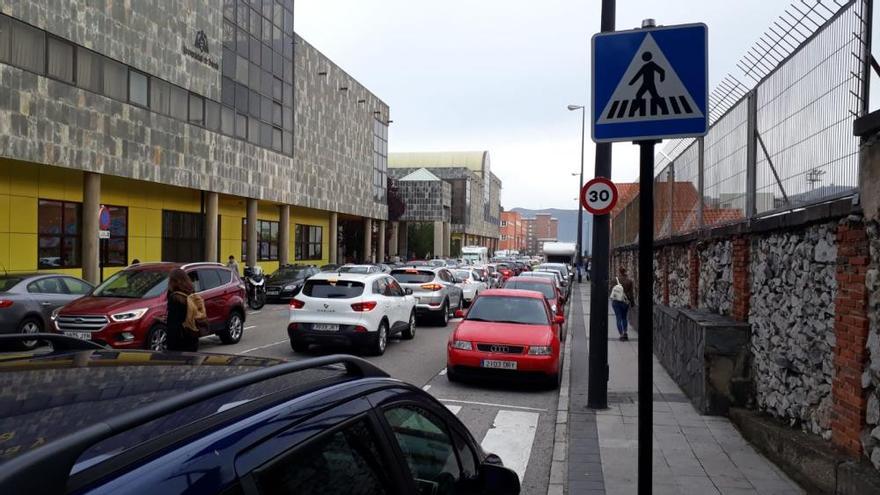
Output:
[610,277,628,303]
[175,291,209,335]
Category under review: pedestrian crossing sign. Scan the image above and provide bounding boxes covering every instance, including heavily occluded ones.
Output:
[592,23,708,143]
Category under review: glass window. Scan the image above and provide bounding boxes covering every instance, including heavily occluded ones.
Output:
[248,117,260,144]
[261,121,272,147]
[295,225,323,261]
[8,17,45,73]
[249,35,260,64]
[383,405,463,491]
[222,19,235,47]
[221,106,235,135]
[102,205,128,267]
[249,59,261,88]
[261,43,272,71]
[284,10,293,34]
[262,17,272,45]
[162,211,204,263]
[169,84,188,120]
[283,82,293,105]
[206,99,221,130]
[236,113,248,139]
[223,0,235,20]
[272,102,282,126]
[189,93,204,125]
[272,127,281,151]
[221,76,235,106]
[273,51,283,76]
[47,36,74,83]
[93,269,169,298]
[283,131,293,155]
[236,0,248,27]
[28,277,66,295]
[222,47,236,79]
[150,77,171,115]
[466,295,549,325]
[302,279,365,299]
[236,26,248,56]
[272,76,283,101]
[261,96,272,122]
[283,34,293,60]
[249,8,261,38]
[62,277,93,295]
[0,15,10,63]
[235,82,248,110]
[196,269,222,292]
[38,200,81,269]
[282,107,292,130]
[235,55,249,84]
[128,69,149,107]
[103,58,128,101]
[215,268,232,286]
[241,219,279,261]
[249,89,261,118]
[261,69,273,96]
[76,47,103,93]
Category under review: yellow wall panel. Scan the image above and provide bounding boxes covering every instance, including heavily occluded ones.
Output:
[0,160,12,196]
[10,198,37,234]
[128,236,146,263]
[220,215,242,241]
[9,233,36,271]
[37,167,66,200]
[261,261,279,274]
[0,195,9,234]
[258,202,279,220]
[0,233,10,272]
[101,175,131,205]
[291,207,330,265]
[8,161,39,198]
[143,209,162,239]
[144,237,162,262]
[128,207,147,238]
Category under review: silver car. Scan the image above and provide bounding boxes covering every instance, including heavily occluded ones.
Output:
[452,268,488,306]
[0,274,94,349]
[391,266,464,326]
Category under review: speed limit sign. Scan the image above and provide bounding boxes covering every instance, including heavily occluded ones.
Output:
[581,177,618,215]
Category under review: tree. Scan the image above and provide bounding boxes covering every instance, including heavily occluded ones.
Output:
[387,177,406,222]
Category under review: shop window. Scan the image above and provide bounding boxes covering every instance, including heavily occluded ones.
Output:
[38,200,81,269]
[47,36,75,83]
[295,225,323,261]
[76,47,103,93]
[162,211,204,263]
[241,219,279,262]
[101,206,128,267]
[128,69,149,107]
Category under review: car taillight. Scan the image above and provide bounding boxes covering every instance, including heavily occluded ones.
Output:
[351,301,378,312]
[353,325,368,333]
[290,299,305,309]
[0,300,13,308]
[420,283,443,291]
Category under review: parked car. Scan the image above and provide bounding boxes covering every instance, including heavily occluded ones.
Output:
[288,272,417,355]
[0,337,521,495]
[319,263,340,272]
[519,271,567,303]
[0,274,94,350]
[52,262,246,351]
[503,276,565,335]
[391,266,464,326]
[429,259,447,268]
[265,264,320,302]
[535,265,570,298]
[484,264,503,288]
[447,289,564,388]
[452,268,489,307]
[336,264,391,274]
[495,263,514,282]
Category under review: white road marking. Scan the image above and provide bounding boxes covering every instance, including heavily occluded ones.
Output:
[248,310,261,315]
[439,368,448,375]
[480,410,539,481]
[444,405,462,415]
[243,325,256,330]
[422,385,431,391]
[241,339,288,353]
[437,399,547,412]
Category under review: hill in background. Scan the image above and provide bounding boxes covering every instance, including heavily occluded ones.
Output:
[510,208,593,254]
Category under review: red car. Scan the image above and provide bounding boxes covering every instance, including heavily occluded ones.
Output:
[447,289,564,388]
[496,263,514,282]
[503,276,564,317]
[53,262,247,351]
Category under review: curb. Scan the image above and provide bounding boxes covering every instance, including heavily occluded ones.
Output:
[547,298,574,495]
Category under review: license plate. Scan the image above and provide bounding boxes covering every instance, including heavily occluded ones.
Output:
[481,360,517,370]
[312,324,339,332]
[64,331,91,341]
[267,289,280,295]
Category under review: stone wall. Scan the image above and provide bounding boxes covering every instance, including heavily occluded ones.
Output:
[396,180,451,222]
[668,244,690,308]
[699,240,733,315]
[653,251,663,304]
[749,222,837,438]
[863,220,880,467]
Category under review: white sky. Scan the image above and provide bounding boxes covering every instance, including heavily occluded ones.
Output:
[295,1,794,209]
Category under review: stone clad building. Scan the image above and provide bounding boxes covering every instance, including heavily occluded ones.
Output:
[0,1,390,283]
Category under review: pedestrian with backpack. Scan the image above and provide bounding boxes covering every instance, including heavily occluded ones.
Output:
[166,268,204,352]
[610,267,636,341]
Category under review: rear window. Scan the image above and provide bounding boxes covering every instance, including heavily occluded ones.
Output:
[302,280,364,299]
[466,296,549,325]
[391,270,434,284]
[0,277,23,291]
[504,281,555,299]
[453,270,472,280]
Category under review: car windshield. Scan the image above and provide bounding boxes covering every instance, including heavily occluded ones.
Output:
[270,267,308,279]
[453,270,472,280]
[466,296,549,325]
[391,270,435,284]
[0,277,23,292]
[504,281,555,299]
[302,280,365,298]
[92,270,169,299]
[338,266,371,274]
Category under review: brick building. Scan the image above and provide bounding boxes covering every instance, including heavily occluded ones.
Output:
[499,211,525,252]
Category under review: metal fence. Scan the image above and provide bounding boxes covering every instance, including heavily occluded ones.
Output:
[613,0,869,247]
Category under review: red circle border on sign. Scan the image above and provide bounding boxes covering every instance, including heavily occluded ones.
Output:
[580,177,619,216]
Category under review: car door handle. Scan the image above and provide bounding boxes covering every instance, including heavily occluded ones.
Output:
[40,301,53,306]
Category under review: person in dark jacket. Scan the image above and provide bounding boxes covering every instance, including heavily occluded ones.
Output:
[166,268,199,352]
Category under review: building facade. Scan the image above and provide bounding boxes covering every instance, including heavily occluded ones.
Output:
[499,211,525,253]
[0,1,390,283]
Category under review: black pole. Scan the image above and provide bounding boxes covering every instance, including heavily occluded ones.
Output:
[576,106,585,271]
[637,140,657,495]
[586,0,615,411]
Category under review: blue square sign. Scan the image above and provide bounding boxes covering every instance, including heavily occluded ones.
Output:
[591,23,708,143]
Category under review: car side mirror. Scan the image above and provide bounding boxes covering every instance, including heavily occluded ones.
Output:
[404,288,413,295]
[554,315,565,325]
[454,309,465,318]
[478,462,520,494]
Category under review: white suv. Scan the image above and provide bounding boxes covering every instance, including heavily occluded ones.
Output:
[288,272,417,355]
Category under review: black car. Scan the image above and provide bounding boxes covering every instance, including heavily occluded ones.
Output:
[264,264,320,301]
[0,334,520,495]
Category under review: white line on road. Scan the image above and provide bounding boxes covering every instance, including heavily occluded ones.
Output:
[422,385,431,392]
[241,339,288,354]
[437,399,547,412]
[480,410,539,481]
[439,368,448,375]
[445,405,462,415]
[243,325,256,330]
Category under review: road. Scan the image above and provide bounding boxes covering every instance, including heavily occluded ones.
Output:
[199,301,564,495]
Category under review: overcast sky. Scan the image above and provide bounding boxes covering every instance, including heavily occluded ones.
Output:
[295,0,794,210]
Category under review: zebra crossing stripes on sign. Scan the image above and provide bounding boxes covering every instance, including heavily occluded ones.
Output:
[592,23,708,143]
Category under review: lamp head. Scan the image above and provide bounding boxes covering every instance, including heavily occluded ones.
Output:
[567,104,583,111]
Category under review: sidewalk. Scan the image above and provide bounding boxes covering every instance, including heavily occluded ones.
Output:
[563,283,804,495]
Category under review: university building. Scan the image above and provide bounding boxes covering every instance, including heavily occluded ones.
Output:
[0,1,390,283]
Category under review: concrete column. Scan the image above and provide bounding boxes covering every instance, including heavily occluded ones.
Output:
[377,220,386,262]
[329,212,338,264]
[246,198,258,267]
[363,218,373,263]
[433,221,443,259]
[278,205,290,265]
[443,223,451,258]
[82,172,101,284]
[204,192,219,262]
[398,221,408,259]
[389,222,399,257]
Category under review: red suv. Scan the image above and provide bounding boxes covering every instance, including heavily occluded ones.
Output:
[52,262,247,351]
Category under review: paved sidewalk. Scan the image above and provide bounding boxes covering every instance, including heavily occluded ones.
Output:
[566,284,804,495]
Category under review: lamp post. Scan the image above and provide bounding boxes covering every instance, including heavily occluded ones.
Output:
[567,104,586,265]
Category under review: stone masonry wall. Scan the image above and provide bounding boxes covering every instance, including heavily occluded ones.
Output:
[699,240,733,316]
[749,222,838,438]
[668,244,690,308]
[653,251,663,305]
[862,220,880,468]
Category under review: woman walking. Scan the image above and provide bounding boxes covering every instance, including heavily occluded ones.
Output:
[610,267,635,341]
[166,268,200,352]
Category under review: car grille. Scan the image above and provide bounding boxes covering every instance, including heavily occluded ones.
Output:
[56,315,109,332]
[476,343,525,354]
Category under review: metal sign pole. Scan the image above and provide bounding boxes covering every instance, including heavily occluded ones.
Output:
[637,139,657,495]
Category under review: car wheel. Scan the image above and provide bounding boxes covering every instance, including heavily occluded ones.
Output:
[17,317,42,350]
[147,325,168,352]
[546,373,561,390]
[437,301,449,326]
[291,339,309,353]
[219,311,244,344]
[371,320,388,356]
[401,311,416,340]
[446,366,459,383]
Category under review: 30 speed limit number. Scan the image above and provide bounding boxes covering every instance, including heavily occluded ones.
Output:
[580,177,619,215]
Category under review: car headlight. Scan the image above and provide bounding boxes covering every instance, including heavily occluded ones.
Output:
[110,308,149,322]
[551,305,557,313]
[452,340,473,351]
[528,346,553,355]
[284,284,297,291]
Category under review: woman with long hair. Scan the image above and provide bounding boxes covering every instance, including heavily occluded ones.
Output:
[166,268,199,352]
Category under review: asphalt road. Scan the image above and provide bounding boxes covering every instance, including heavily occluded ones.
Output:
[198,301,565,495]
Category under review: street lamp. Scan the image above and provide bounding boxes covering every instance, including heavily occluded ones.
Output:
[567,104,586,266]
